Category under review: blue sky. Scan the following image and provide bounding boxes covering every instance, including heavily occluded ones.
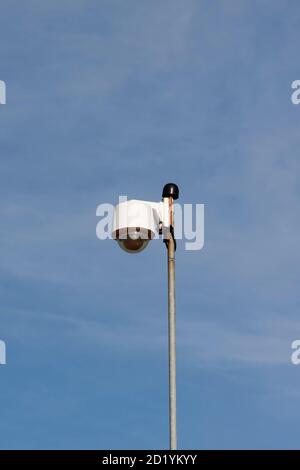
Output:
[1,0,300,449]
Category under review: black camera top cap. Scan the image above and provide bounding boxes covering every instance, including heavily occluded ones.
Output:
[162,183,179,200]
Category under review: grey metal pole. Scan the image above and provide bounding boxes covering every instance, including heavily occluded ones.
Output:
[167,199,177,450]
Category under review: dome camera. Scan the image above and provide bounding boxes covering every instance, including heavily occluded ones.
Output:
[112,200,158,254]
[115,227,152,253]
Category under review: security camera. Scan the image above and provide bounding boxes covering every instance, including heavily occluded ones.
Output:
[112,185,179,254]
[112,200,158,253]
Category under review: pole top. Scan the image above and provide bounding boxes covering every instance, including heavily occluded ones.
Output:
[162,183,179,200]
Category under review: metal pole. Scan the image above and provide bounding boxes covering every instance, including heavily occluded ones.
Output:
[167,198,177,450]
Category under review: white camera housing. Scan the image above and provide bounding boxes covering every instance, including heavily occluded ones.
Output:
[112,199,170,253]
